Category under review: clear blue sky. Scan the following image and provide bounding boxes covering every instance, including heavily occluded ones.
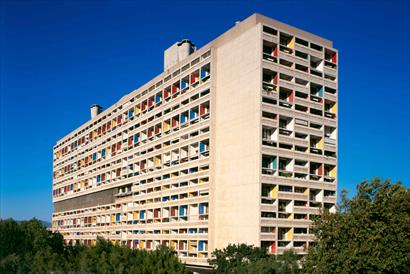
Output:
[1,0,409,221]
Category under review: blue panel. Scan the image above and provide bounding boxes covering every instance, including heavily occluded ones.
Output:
[92,153,97,161]
[162,196,169,202]
[101,149,106,158]
[180,114,186,123]
[190,110,196,120]
[180,206,186,216]
[200,143,205,153]
[70,184,74,191]
[198,241,204,251]
[200,68,207,79]
[139,211,145,219]
[319,86,324,97]
[116,213,120,222]
[155,94,161,103]
[128,109,134,118]
[97,175,101,182]
[134,134,139,144]
[181,80,188,89]
[199,203,205,214]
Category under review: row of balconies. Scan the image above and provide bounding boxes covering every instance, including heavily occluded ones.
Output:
[53,122,210,188]
[54,98,210,177]
[54,51,211,161]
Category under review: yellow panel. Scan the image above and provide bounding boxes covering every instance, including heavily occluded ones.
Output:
[286,229,293,240]
[111,214,115,222]
[288,37,295,49]
[331,103,337,113]
[133,211,139,220]
[330,166,337,177]
[140,240,145,248]
[317,138,324,150]
[91,240,96,246]
[163,121,170,131]
[271,185,278,198]
[304,188,309,195]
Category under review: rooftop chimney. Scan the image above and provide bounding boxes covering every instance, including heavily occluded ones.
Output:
[164,39,196,71]
[90,104,103,119]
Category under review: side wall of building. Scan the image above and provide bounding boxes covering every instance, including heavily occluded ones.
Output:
[210,23,262,250]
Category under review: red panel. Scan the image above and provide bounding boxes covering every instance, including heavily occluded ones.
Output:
[172,85,178,94]
[191,74,198,83]
[164,89,170,99]
[270,242,276,253]
[128,137,133,146]
[274,46,278,57]
[289,91,294,103]
[332,53,337,63]
[318,164,323,176]
[273,74,278,85]
[172,118,177,127]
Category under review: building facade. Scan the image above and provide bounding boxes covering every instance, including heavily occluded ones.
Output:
[52,13,338,266]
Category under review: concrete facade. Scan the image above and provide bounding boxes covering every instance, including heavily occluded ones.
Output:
[52,13,338,266]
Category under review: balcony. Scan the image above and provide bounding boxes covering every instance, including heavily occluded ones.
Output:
[263,40,278,63]
[262,69,278,92]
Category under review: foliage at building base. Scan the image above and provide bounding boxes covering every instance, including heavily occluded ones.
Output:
[0,219,190,274]
[304,177,410,273]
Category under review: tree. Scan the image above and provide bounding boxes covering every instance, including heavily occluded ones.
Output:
[208,243,269,273]
[0,219,191,273]
[305,177,410,273]
[208,243,301,274]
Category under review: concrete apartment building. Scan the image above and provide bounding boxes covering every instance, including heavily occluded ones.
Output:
[52,13,338,266]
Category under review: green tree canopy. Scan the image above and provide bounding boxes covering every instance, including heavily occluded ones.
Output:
[305,177,410,273]
[208,243,300,274]
[0,219,191,274]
